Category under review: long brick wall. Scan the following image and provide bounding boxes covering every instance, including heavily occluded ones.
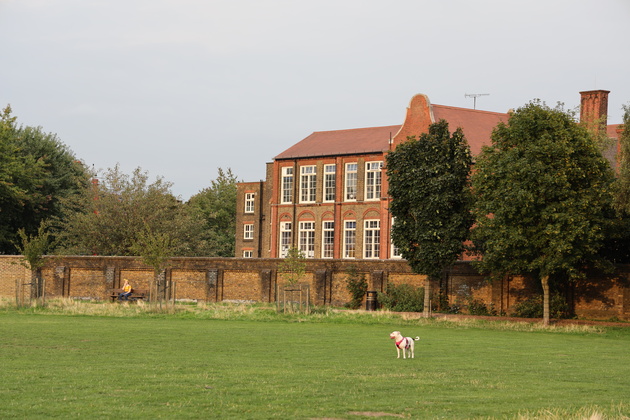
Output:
[1,255,629,320]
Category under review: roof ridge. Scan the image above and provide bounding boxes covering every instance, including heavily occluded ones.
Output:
[311,124,401,134]
[433,104,509,116]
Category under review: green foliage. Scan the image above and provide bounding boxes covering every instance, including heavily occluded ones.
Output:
[613,105,630,214]
[511,293,572,319]
[131,223,174,274]
[386,120,473,279]
[0,106,89,253]
[471,101,616,283]
[466,297,497,316]
[55,165,206,256]
[278,247,306,285]
[14,220,51,271]
[344,265,367,309]
[377,283,425,312]
[187,168,238,257]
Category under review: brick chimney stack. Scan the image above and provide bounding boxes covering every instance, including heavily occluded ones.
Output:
[580,90,610,134]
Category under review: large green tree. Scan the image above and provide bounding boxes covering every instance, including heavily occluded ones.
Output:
[55,165,207,256]
[613,105,630,213]
[0,106,89,253]
[187,168,238,257]
[470,101,616,325]
[386,120,474,316]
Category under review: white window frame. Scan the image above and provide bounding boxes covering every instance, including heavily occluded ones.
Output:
[323,164,336,202]
[345,163,358,201]
[281,167,293,204]
[300,166,317,203]
[244,192,255,213]
[242,250,253,258]
[390,217,402,259]
[343,220,356,259]
[365,161,383,201]
[321,221,335,258]
[243,223,254,240]
[299,221,315,258]
[363,219,380,259]
[279,221,292,258]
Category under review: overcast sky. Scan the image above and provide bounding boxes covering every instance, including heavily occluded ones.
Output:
[2,0,629,200]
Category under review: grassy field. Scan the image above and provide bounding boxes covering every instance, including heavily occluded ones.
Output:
[0,301,629,419]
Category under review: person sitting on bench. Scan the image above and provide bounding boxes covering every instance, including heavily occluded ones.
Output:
[118,279,133,301]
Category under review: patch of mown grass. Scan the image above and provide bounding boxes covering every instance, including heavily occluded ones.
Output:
[0,300,629,419]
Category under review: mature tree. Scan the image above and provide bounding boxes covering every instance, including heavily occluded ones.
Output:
[470,101,616,325]
[187,168,238,257]
[386,120,474,317]
[613,105,630,212]
[0,105,90,253]
[602,105,630,263]
[55,165,207,256]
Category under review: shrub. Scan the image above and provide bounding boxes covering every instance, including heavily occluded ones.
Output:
[378,283,424,312]
[466,297,497,316]
[511,293,571,319]
[344,266,367,309]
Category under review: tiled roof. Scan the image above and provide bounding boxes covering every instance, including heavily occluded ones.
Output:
[274,125,401,160]
[274,103,509,160]
[607,124,622,139]
[431,105,509,155]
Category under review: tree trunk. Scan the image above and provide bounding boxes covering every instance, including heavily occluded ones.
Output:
[423,276,432,318]
[541,275,550,326]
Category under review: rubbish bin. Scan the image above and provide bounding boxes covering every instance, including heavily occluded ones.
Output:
[366,290,378,311]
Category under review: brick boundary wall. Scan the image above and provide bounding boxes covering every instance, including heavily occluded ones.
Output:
[1,255,629,320]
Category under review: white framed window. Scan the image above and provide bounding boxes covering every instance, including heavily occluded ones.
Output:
[345,163,358,201]
[364,219,380,259]
[281,167,293,204]
[243,223,254,240]
[279,221,292,258]
[390,217,402,259]
[323,164,336,202]
[299,221,315,258]
[365,161,383,200]
[322,221,335,258]
[300,166,317,203]
[244,192,255,213]
[243,250,253,258]
[343,220,356,258]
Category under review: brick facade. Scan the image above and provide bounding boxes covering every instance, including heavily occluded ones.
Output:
[2,255,629,320]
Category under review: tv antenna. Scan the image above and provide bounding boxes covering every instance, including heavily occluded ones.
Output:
[465,93,489,109]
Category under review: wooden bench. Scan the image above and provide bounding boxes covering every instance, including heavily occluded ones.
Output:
[109,288,148,302]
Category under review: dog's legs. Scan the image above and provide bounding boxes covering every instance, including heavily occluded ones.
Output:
[396,347,401,359]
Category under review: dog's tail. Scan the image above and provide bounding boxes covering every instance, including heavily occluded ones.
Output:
[413,336,420,341]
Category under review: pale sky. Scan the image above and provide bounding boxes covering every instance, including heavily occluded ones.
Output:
[2,0,629,200]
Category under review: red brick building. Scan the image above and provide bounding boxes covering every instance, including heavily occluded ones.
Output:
[236,91,620,260]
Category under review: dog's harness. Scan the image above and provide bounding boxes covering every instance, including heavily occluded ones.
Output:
[396,338,410,349]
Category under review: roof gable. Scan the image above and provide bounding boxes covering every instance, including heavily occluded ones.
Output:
[274,94,510,161]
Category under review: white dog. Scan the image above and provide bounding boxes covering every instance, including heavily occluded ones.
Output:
[389,331,420,359]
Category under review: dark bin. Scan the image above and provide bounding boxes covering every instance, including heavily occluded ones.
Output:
[366,290,378,311]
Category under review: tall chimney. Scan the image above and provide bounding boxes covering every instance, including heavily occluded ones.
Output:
[579,90,610,134]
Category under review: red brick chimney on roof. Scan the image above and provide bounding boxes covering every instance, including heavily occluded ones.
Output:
[580,89,610,134]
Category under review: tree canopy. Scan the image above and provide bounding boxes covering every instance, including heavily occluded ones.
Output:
[55,165,207,256]
[187,168,238,257]
[470,101,616,324]
[387,120,474,280]
[0,106,90,253]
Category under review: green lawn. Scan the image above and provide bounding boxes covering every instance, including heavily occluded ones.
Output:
[1,305,629,419]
